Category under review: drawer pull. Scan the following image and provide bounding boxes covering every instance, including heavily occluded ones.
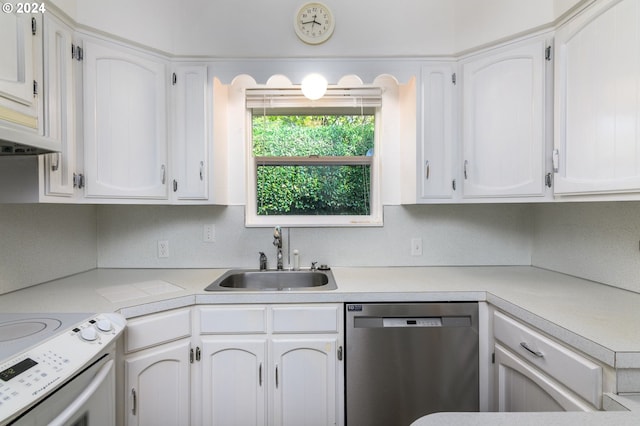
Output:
[520,342,544,358]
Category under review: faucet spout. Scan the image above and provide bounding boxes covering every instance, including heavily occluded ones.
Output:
[273,226,283,270]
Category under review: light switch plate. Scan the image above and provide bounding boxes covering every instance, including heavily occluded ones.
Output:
[203,224,215,242]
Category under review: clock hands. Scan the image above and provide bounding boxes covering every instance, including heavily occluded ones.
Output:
[301,14,322,28]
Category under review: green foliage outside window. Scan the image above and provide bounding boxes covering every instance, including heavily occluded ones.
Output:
[252,115,374,216]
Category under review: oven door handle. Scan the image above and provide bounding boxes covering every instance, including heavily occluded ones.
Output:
[48,359,115,426]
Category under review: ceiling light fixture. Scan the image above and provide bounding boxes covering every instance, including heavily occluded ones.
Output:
[301,73,328,100]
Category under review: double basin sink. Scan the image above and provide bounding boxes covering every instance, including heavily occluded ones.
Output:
[205,269,337,291]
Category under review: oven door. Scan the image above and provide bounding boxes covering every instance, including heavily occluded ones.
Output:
[12,354,115,426]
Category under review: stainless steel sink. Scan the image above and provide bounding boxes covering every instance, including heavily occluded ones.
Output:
[204,269,337,291]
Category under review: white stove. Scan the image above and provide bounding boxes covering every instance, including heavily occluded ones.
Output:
[0,312,126,425]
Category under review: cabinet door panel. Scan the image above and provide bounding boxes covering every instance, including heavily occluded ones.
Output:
[495,344,596,412]
[83,39,168,198]
[271,337,337,426]
[200,338,267,426]
[0,12,41,130]
[462,38,546,198]
[420,64,455,200]
[42,14,75,198]
[172,65,209,200]
[125,339,190,426]
[554,0,640,194]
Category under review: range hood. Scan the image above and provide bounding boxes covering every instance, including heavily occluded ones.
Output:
[0,125,61,155]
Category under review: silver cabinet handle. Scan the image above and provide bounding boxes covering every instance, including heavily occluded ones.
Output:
[259,362,263,387]
[552,149,559,173]
[131,388,137,415]
[425,160,430,180]
[463,160,469,180]
[50,153,60,171]
[520,342,544,358]
[199,161,204,181]
[161,164,166,184]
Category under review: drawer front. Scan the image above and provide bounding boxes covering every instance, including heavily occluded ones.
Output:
[199,306,267,334]
[493,311,602,408]
[272,304,340,333]
[125,308,191,353]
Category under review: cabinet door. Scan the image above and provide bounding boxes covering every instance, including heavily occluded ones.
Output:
[125,339,191,426]
[0,11,42,131]
[41,14,76,198]
[419,64,456,200]
[461,36,547,198]
[82,38,168,199]
[271,337,338,426]
[554,0,640,195]
[494,344,596,412]
[171,65,209,201]
[199,338,267,426]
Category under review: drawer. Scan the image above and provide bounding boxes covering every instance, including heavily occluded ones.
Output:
[199,306,267,334]
[272,304,340,333]
[125,308,191,353]
[493,311,602,408]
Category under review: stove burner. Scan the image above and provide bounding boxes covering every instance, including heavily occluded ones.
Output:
[0,318,62,342]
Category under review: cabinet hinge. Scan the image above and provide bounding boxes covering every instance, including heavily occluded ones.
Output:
[73,173,85,189]
[71,45,84,61]
[172,72,177,85]
[451,73,457,85]
[31,17,37,35]
[452,179,456,191]
[491,352,495,364]
[189,348,194,363]
[337,346,343,361]
[195,346,201,362]
[173,179,178,192]
[545,172,553,188]
[32,80,38,96]
[545,45,552,61]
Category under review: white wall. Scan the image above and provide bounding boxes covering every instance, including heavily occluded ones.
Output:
[96,204,532,268]
[532,202,640,294]
[52,0,582,57]
[0,205,97,294]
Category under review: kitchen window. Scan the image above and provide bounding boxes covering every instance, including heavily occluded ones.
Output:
[246,87,382,227]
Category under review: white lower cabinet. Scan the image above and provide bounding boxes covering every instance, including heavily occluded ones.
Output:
[125,339,191,426]
[199,338,267,425]
[122,308,192,426]
[492,311,602,412]
[196,304,344,426]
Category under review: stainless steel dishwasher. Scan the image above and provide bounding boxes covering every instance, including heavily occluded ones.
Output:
[345,302,479,426]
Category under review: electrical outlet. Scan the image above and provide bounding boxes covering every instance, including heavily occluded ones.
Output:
[203,224,215,242]
[411,238,423,256]
[158,240,169,258]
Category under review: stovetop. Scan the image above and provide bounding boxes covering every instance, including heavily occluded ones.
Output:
[0,313,94,361]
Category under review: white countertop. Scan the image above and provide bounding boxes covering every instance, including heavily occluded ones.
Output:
[2,265,640,425]
[1,266,638,368]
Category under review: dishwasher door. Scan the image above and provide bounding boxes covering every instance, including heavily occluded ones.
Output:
[345,302,479,426]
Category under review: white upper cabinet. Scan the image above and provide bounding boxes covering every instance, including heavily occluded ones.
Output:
[0,11,42,132]
[460,35,550,199]
[170,64,210,201]
[41,13,77,199]
[418,63,456,200]
[554,0,640,196]
[82,37,168,199]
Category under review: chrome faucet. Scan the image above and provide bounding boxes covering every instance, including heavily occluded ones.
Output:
[273,226,283,270]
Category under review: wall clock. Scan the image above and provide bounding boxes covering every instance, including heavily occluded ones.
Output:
[294,2,335,45]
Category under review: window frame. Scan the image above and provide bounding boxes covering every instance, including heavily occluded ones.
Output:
[245,91,382,227]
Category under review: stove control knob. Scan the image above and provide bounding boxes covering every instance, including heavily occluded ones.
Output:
[96,319,112,332]
[80,326,98,341]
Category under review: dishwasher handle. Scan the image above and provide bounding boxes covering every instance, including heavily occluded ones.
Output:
[354,316,472,328]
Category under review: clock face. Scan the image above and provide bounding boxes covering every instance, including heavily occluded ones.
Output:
[294,2,335,45]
